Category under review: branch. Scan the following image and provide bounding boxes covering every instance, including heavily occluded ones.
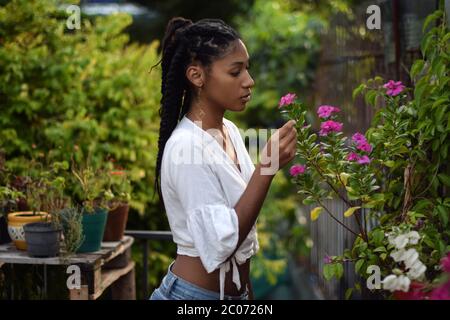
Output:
[316,199,363,239]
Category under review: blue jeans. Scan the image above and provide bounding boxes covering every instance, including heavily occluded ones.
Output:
[149,261,249,300]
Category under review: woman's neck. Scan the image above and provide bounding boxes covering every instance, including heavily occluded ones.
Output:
[186,100,225,131]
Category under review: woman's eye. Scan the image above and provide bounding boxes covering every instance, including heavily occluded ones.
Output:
[231,71,240,77]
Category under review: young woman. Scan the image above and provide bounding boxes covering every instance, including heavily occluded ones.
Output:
[151,17,297,300]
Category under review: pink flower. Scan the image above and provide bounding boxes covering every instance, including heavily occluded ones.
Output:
[357,155,371,164]
[323,255,333,264]
[441,253,450,273]
[347,152,359,161]
[289,164,306,176]
[352,132,372,153]
[356,141,373,153]
[429,282,450,300]
[352,133,367,144]
[319,120,343,136]
[383,80,405,96]
[278,93,297,108]
[394,282,427,300]
[317,105,341,119]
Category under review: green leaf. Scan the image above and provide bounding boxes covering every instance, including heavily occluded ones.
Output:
[323,264,334,281]
[432,98,448,109]
[438,173,450,187]
[437,205,449,227]
[344,206,361,218]
[423,10,443,33]
[335,263,344,279]
[302,197,316,205]
[410,60,425,79]
[355,259,365,274]
[384,160,396,168]
[373,246,387,253]
[371,229,385,246]
[345,288,353,300]
[352,84,366,100]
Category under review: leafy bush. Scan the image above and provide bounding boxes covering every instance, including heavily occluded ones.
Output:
[0,0,162,218]
[282,7,449,299]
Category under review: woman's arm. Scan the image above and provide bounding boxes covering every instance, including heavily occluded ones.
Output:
[229,120,297,258]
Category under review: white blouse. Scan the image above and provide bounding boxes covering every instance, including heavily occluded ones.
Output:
[160,114,259,300]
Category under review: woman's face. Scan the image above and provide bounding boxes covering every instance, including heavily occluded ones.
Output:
[201,39,255,112]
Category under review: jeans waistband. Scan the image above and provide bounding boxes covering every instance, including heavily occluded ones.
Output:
[161,260,249,300]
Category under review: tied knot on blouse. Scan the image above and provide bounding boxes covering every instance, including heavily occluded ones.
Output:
[161,115,260,300]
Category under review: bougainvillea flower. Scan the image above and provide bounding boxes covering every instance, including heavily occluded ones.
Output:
[429,282,450,300]
[357,155,371,164]
[441,253,450,273]
[323,255,333,264]
[383,80,405,96]
[347,152,359,161]
[317,105,341,119]
[319,120,343,136]
[357,141,373,153]
[289,164,305,176]
[278,93,297,108]
[352,133,366,144]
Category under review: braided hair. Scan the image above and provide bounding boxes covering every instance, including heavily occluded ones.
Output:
[153,17,241,203]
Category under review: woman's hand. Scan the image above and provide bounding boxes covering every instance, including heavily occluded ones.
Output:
[259,120,298,175]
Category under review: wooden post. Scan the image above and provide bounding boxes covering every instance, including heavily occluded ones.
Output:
[111,266,136,300]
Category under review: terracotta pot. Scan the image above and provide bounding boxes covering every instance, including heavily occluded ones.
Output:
[7,211,50,250]
[103,203,129,241]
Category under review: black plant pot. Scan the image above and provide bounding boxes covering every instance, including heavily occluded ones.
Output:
[24,222,61,257]
[0,216,11,245]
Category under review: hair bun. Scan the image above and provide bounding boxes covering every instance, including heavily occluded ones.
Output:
[163,17,193,47]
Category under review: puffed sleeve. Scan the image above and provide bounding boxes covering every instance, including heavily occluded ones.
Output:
[167,136,239,273]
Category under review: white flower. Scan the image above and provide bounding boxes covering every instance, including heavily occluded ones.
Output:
[397,275,411,292]
[382,274,411,292]
[388,233,396,246]
[382,274,399,292]
[390,249,407,262]
[403,248,419,268]
[407,261,427,280]
[393,234,409,249]
[406,231,420,245]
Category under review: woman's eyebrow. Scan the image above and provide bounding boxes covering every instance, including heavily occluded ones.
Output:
[229,60,250,67]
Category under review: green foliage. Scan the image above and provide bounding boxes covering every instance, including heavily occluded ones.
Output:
[54,206,84,255]
[233,0,325,127]
[0,0,169,299]
[0,0,162,218]
[284,7,449,297]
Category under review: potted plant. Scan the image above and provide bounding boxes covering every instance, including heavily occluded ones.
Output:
[53,205,84,256]
[103,168,132,242]
[70,155,113,253]
[23,161,69,257]
[6,160,50,251]
[0,185,24,245]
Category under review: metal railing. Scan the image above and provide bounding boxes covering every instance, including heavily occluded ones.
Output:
[124,230,172,299]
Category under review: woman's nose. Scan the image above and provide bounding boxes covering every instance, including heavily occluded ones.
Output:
[244,73,255,88]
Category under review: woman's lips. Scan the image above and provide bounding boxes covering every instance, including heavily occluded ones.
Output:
[241,94,251,102]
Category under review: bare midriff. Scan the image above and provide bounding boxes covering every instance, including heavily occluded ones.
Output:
[171,254,251,297]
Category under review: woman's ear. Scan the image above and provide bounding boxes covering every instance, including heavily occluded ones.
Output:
[185,64,204,88]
